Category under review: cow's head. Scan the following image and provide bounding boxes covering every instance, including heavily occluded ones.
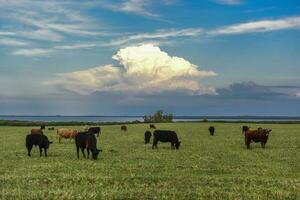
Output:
[92,149,102,160]
[175,141,181,149]
[266,129,272,135]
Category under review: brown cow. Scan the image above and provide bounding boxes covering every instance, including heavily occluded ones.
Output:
[244,128,272,149]
[31,128,43,135]
[121,125,127,132]
[57,128,78,143]
[150,124,156,129]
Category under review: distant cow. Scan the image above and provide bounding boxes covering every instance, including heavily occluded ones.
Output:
[40,125,45,130]
[244,128,272,149]
[144,131,152,144]
[57,128,78,143]
[150,124,156,129]
[153,130,181,150]
[87,127,101,137]
[208,126,215,136]
[242,126,250,133]
[121,125,127,132]
[31,128,43,135]
[26,134,53,157]
[75,132,101,160]
[48,127,55,131]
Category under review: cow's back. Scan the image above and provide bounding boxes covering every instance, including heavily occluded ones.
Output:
[154,130,178,142]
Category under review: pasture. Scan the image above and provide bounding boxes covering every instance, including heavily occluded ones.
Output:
[0,123,299,200]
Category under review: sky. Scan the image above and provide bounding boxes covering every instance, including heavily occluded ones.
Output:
[0,0,299,116]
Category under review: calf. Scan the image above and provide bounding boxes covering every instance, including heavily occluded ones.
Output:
[121,125,127,132]
[40,125,45,130]
[48,127,55,131]
[26,134,52,157]
[153,130,181,150]
[244,128,272,149]
[208,126,215,136]
[144,131,151,144]
[87,127,101,137]
[75,132,101,160]
[57,128,78,143]
[149,124,156,129]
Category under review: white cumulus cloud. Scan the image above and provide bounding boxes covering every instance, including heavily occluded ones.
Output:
[44,44,216,95]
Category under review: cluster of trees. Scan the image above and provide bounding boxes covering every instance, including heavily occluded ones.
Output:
[143,110,173,123]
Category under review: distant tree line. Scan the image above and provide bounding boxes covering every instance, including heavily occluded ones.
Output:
[143,110,173,123]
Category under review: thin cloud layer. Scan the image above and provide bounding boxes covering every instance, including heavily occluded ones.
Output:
[209,16,300,35]
[44,44,216,95]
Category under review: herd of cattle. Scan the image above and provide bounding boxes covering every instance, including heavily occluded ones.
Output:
[25,124,272,160]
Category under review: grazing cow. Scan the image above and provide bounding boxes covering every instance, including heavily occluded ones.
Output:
[31,128,43,135]
[144,131,152,144]
[152,130,181,150]
[26,134,52,157]
[87,127,101,137]
[75,132,101,160]
[242,126,250,133]
[40,125,45,130]
[208,126,215,136]
[121,125,127,132]
[244,128,272,149]
[150,124,156,129]
[48,127,55,131]
[57,128,78,143]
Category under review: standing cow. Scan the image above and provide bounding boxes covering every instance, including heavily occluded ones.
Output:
[75,132,101,160]
[149,124,156,129]
[26,134,53,157]
[144,131,152,144]
[121,125,127,132]
[244,128,272,149]
[208,126,215,136]
[152,130,181,150]
[57,128,78,143]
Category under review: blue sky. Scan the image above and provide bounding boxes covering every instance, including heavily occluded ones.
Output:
[0,0,299,116]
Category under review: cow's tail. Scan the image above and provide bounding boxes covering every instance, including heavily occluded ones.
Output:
[25,135,30,148]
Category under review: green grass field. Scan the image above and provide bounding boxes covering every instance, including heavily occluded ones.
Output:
[0,123,299,200]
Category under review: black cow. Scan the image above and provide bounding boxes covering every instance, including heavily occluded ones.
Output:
[208,126,215,136]
[87,127,101,137]
[152,130,181,149]
[26,134,52,157]
[48,127,55,131]
[144,131,151,144]
[40,125,45,130]
[75,132,101,160]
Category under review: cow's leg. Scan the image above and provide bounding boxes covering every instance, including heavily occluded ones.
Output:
[27,145,32,156]
[59,136,61,143]
[81,147,86,158]
[245,137,250,149]
[171,142,175,149]
[39,146,43,157]
[87,148,90,159]
[76,145,80,159]
[261,142,265,148]
[152,140,157,149]
[44,148,47,157]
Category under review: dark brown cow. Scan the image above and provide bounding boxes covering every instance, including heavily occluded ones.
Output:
[121,125,127,132]
[208,126,215,136]
[244,128,272,149]
[150,124,156,129]
[31,128,43,135]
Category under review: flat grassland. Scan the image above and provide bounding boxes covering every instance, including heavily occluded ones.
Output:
[0,123,299,200]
